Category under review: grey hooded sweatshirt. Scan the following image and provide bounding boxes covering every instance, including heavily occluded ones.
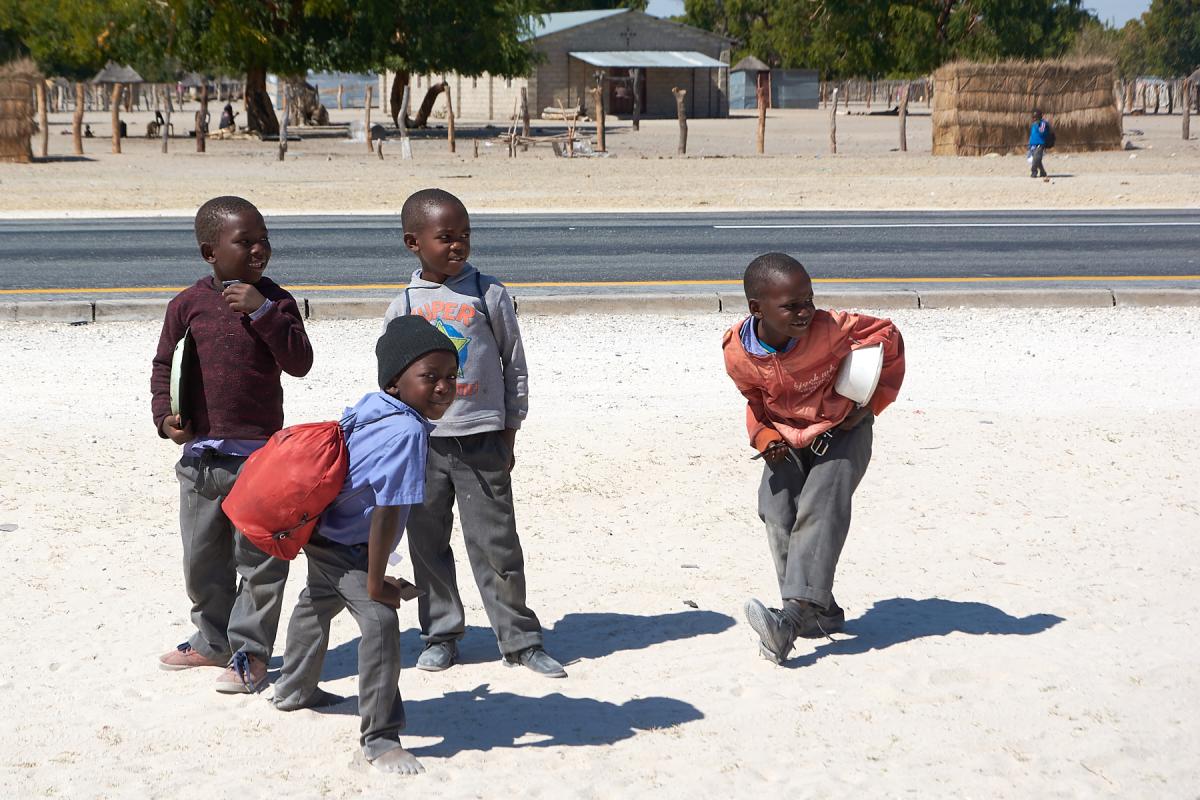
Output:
[383,264,528,437]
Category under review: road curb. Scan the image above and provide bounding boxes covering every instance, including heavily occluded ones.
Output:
[2,288,1200,322]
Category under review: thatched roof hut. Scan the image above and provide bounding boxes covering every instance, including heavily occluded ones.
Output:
[0,59,39,164]
[932,59,1122,156]
[92,61,143,85]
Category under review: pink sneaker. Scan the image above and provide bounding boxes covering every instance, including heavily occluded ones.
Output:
[214,652,269,694]
[159,642,224,671]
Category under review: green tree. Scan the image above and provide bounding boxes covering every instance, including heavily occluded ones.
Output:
[1143,0,1200,75]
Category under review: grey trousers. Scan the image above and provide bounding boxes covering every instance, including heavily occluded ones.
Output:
[405,431,544,656]
[176,451,290,662]
[1030,145,1047,177]
[273,536,406,761]
[758,418,873,610]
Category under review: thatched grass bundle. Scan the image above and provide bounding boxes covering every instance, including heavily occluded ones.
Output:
[933,59,1122,156]
[0,58,40,163]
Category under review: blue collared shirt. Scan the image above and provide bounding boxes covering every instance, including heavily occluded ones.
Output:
[317,392,432,549]
[740,317,798,356]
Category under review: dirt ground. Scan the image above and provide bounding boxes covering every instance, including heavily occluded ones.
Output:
[2,106,1198,214]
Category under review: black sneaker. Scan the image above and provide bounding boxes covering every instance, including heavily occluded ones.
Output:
[744,599,799,664]
[796,601,846,639]
[503,646,567,678]
[416,641,458,672]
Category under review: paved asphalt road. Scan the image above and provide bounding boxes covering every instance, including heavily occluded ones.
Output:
[1,210,1197,296]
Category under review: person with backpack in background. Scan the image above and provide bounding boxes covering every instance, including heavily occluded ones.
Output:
[1029,109,1053,180]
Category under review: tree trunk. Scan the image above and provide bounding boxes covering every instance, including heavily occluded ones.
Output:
[1184,80,1192,140]
[365,85,373,153]
[898,84,909,152]
[279,84,289,161]
[412,83,446,128]
[756,73,767,154]
[446,85,456,153]
[36,80,48,159]
[244,66,279,136]
[673,87,687,155]
[196,81,208,152]
[631,68,641,131]
[399,85,412,160]
[111,84,122,154]
[390,70,410,127]
[73,82,84,154]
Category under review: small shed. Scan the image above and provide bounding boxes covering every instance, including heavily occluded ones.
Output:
[730,60,819,110]
[0,59,39,163]
[933,59,1122,155]
[729,56,769,110]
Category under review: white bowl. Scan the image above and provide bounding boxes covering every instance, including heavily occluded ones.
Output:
[834,343,884,405]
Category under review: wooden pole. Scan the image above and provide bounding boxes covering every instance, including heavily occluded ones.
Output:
[446,84,456,153]
[110,84,122,154]
[337,83,344,110]
[591,86,605,152]
[520,86,530,152]
[161,86,170,154]
[399,85,412,160]
[631,68,641,131]
[898,84,909,152]
[756,72,767,154]
[365,85,373,153]
[829,86,839,154]
[672,87,687,155]
[1184,80,1192,140]
[36,80,48,159]
[278,84,289,161]
[73,82,84,155]
[196,81,208,153]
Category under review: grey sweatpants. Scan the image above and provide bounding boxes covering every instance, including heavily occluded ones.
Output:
[176,451,290,662]
[758,418,873,610]
[273,536,406,761]
[405,430,543,656]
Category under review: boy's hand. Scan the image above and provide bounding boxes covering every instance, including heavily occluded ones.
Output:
[222,282,266,315]
[384,576,424,602]
[369,580,406,609]
[839,406,874,430]
[160,414,193,445]
[761,441,790,464]
[501,428,517,470]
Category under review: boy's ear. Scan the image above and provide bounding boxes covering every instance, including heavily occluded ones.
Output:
[747,298,762,318]
[402,232,420,253]
[199,242,216,264]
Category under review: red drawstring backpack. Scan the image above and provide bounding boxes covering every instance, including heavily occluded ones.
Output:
[222,420,350,560]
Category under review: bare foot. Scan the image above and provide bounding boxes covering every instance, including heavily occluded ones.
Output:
[369,747,424,775]
[272,687,345,712]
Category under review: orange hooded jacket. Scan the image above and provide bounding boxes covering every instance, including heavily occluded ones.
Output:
[722,311,905,452]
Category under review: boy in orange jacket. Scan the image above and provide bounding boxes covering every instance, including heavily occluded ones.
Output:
[722,253,905,664]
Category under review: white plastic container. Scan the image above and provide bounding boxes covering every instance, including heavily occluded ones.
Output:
[834,343,884,406]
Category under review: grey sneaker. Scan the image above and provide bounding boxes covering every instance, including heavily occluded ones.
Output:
[503,647,567,678]
[744,599,800,664]
[416,641,458,672]
[796,601,846,639]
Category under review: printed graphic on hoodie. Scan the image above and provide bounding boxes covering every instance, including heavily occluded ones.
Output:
[432,318,470,378]
[413,300,480,397]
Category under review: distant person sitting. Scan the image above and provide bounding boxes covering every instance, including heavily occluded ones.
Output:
[1028,109,1052,180]
[84,124,94,138]
[219,103,238,131]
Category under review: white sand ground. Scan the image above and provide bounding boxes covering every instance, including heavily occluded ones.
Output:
[3,108,1199,213]
[1,307,1198,798]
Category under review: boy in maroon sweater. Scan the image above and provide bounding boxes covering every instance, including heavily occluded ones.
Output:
[150,196,313,693]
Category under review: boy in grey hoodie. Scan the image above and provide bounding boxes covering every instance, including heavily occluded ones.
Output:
[383,188,565,678]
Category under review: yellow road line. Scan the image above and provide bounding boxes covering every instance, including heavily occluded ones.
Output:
[2,275,1199,296]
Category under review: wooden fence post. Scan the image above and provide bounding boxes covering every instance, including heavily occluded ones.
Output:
[365,85,373,153]
[337,83,344,110]
[278,85,289,161]
[829,87,839,154]
[110,84,122,154]
[36,80,47,159]
[898,84,909,152]
[756,72,767,154]
[73,82,84,155]
[632,68,641,131]
[520,86,530,151]
[591,86,606,152]
[161,86,170,154]
[196,81,208,153]
[1184,80,1192,140]
[446,84,456,153]
[672,87,687,155]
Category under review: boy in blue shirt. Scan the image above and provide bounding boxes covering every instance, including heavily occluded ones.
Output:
[271,316,458,776]
[1029,109,1051,180]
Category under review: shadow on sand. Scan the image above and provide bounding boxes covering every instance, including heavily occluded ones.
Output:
[785,596,1064,669]
[308,608,735,682]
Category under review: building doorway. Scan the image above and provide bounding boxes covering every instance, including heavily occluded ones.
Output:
[607,68,646,116]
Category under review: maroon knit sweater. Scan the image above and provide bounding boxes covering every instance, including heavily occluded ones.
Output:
[150,276,313,440]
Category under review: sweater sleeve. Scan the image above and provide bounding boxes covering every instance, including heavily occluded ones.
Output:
[488,282,529,430]
[722,329,783,452]
[847,314,906,415]
[249,291,314,377]
[150,298,186,437]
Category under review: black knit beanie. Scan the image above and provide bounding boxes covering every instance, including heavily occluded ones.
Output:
[376,315,457,389]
